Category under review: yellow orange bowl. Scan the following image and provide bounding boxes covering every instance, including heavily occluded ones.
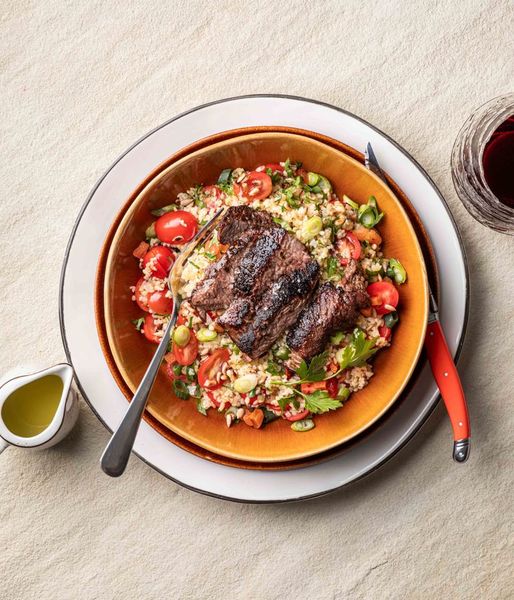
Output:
[100,132,429,463]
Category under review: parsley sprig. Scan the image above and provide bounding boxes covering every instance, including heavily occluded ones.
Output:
[296,351,329,382]
[301,390,342,414]
[336,329,378,370]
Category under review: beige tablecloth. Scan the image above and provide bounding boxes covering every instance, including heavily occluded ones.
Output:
[1,1,513,598]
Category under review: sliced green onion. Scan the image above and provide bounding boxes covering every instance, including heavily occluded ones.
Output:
[343,195,359,210]
[307,172,320,186]
[301,216,323,240]
[151,204,176,217]
[358,196,384,229]
[386,258,407,284]
[291,419,315,432]
[358,205,377,228]
[173,325,191,347]
[337,387,351,401]
[145,223,156,239]
[196,398,207,416]
[233,374,258,394]
[217,168,232,184]
[172,364,182,377]
[197,328,217,342]
[186,366,196,382]
[317,175,332,194]
[384,311,399,328]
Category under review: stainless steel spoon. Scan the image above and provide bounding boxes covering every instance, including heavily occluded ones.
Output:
[100,208,226,477]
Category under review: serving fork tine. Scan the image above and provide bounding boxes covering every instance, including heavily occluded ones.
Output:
[100,207,226,477]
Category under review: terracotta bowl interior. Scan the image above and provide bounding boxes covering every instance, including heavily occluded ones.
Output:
[101,132,428,463]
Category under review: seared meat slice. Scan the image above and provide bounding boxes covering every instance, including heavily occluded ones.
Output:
[232,227,313,297]
[340,259,369,306]
[218,261,320,358]
[189,229,260,310]
[217,205,277,245]
[286,261,369,361]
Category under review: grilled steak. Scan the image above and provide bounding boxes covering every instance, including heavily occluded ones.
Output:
[191,205,331,357]
[219,261,320,358]
[217,205,277,244]
[287,260,369,361]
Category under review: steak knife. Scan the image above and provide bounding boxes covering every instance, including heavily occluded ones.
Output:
[364,143,470,462]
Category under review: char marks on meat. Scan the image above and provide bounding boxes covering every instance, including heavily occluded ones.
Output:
[189,229,260,310]
[217,205,277,245]
[287,260,370,361]
[190,206,320,358]
[219,261,319,358]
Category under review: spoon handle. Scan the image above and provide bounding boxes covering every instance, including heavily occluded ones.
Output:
[100,303,179,477]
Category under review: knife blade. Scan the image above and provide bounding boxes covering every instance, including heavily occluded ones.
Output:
[364,143,470,462]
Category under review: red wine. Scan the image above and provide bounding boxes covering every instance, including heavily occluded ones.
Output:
[482,116,514,208]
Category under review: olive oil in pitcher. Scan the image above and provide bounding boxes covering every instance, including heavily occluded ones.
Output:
[1,375,63,438]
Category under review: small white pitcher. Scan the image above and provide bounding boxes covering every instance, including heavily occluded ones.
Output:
[0,364,79,453]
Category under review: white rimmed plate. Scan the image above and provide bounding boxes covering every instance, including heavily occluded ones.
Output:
[59,95,469,503]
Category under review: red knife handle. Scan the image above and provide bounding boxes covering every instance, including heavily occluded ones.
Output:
[425,320,470,462]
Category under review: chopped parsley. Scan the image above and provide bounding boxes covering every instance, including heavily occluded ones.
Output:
[303,391,342,414]
[296,351,329,382]
[266,360,283,376]
[337,328,378,370]
[172,380,189,400]
[326,256,343,282]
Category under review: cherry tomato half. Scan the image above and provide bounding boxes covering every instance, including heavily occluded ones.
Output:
[198,348,230,389]
[338,232,361,265]
[142,246,175,278]
[147,290,174,315]
[367,281,399,315]
[134,277,150,312]
[283,409,310,422]
[172,330,199,366]
[155,211,198,245]
[142,314,161,343]
[235,171,272,201]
